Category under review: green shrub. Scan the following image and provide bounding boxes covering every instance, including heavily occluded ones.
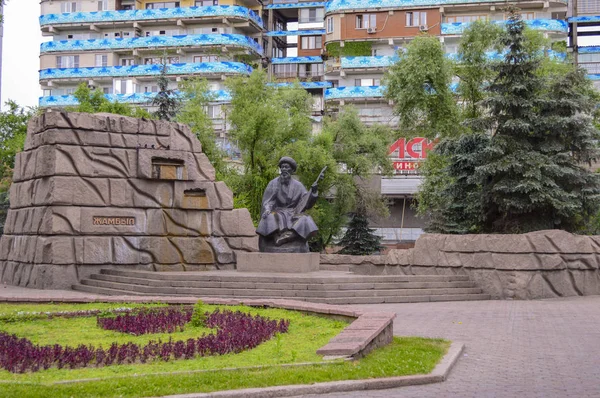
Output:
[190,300,207,327]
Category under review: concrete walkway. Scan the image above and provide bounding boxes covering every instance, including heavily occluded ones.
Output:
[1,286,599,397]
[305,297,600,398]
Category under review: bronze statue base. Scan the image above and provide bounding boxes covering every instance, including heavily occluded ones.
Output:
[259,233,309,253]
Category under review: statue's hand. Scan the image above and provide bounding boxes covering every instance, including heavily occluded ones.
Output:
[262,211,270,219]
[311,183,318,194]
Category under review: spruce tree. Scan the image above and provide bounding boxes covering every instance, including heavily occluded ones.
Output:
[338,210,383,255]
[474,8,600,232]
[152,57,181,121]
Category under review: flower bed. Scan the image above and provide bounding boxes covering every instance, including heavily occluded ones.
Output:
[97,307,194,335]
[0,308,289,373]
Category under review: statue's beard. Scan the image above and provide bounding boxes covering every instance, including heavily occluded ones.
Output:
[281,172,291,183]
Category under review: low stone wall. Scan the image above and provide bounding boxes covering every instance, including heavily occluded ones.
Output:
[326,230,600,300]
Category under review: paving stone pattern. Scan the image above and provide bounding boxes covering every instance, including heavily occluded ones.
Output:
[304,297,600,398]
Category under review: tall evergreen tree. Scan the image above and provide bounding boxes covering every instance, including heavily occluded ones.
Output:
[473,8,600,232]
[152,58,181,121]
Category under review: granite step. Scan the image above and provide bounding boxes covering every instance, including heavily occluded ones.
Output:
[90,273,478,291]
[78,278,484,299]
[72,282,491,304]
[99,269,472,284]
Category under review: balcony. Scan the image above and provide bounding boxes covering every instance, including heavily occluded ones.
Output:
[273,71,324,79]
[40,62,252,82]
[271,56,323,64]
[39,89,232,107]
[579,46,600,54]
[568,16,600,23]
[40,34,264,55]
[325,86,385,101]
[341,56,396,69]
[442,19,568,35]
[266,29,326,36]
[580,63,600,74]
[39,5,264,29]
[265,2,326,10]
[445,50,566,62]
[326,0,568,13]
[273,81,332,89]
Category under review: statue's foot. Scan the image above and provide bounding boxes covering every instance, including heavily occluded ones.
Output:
[275,231,296,246]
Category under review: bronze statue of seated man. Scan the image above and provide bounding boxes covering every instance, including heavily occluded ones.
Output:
[256,157,324,253]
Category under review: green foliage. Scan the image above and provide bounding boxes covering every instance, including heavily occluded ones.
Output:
[338,210,383,255]
[190,300,207,328]
[420,9,600,234]
[176,77,226,176]
[325,41,372,58]
[0,100,34,234]
[224,68,314,220]
[152,57,182,121]
[68,83,153,118]
[384,36,461,138]
[309,107,393,250]
[455,21,504,119]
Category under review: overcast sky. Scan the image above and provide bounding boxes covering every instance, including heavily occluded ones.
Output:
[0,2,598,111]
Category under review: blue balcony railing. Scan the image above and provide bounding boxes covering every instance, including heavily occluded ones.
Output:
[326,0,567,13]
[568,16,600,23]
[267,29,326,37]
[580,46,600,54]
[40,62,252,80]
[40,5,264,29]
[40,33,263,54]
[325,86,385,100]
[39,90,232,107]
[271,56,323,64]
[442,19,568,35]
[273,81,332,89]
[446,50,566,62]
[341,56,397,69]
[266,2,325,9]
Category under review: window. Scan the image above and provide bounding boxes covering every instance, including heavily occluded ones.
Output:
[300,36,322,50]
[406,11,427,27]
[43,89,52,97]
[195,0,218,5]
[97,0,108,11]
[206,105,223,119]
[66,88,76,95]
[356,14,376,29]
[56,55,79,68]
[354,78,380,86]
[520,12,535,20]
[60,2,79,13]
[299,8,323,23]
[299,63,324,78]
[274,64,297,77]
[446,15,487,23]
[146,2,180,9]
[95,54,108,67]
[114,79,135,94]
[103,87,111,94]
[193,55,219,63]
[121,58,135,66]
[326,17,334,33]
[144,85,159,93]
[144,57,179,64]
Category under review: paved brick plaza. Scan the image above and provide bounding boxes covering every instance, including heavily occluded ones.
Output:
[307,297,600,398]
[1,286,599,397]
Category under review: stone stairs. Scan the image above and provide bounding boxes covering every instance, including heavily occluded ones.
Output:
[73,269,491,304]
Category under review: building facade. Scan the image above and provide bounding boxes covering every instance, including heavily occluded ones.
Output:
[39,0,579,244]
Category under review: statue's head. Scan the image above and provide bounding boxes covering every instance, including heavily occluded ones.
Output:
[278,157,297,182]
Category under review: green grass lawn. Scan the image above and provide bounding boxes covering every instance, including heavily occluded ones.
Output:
[0,302,450,398]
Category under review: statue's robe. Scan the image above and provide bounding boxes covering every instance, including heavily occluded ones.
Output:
[256,176,318,240]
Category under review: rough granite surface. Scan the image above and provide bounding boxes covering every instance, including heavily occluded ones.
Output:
[326,230,600,299]
[0,112,257,289]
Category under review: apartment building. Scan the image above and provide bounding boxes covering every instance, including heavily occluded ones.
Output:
[38,0,573,244]
[569,0,600,89]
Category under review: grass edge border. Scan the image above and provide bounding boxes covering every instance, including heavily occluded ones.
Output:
[156,341,465,398]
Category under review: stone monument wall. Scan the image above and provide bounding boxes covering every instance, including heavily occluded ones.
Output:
[347,230,600,299]
[0,112,257,289]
